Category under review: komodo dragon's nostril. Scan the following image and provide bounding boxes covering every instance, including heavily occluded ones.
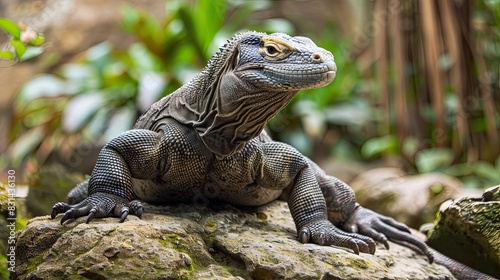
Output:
[311,52,323,62]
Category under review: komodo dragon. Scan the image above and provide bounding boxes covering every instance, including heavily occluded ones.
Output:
[51,31,495,280]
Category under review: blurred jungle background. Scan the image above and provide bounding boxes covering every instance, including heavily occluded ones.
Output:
[0,0,499,270]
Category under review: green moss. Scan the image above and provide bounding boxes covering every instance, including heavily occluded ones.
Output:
[26,252,44,273]
[258,252,280,265]
[155,234,203,278]
[204,220,218,233]
[0,254,9,280]
[158,237,170,247]
[429,199,500,277]
[346,257,373,270]
[320,251,373,271]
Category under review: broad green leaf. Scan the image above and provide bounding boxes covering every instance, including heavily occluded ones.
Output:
[29,33,45,45]
[128,42,162,72]
[194,0,225,54]
[15,74,67,108]
[61,63,94,80]
[473,161,500,183]
[330,138,361,161]
[23,98,64,127]
[19,46,44,61]
[0,18,20,39]
[361,135,398,158]
[62,92,105,132]
[402,137,419,157]
[262,18,295,34]
[9,126,45,167]
[485,0,500,8]
[0,50,13,60]
[86,41,112,62]
[83,108,110,139]
[497,156,500,174]
[444,163,473,177]
[120,5,140,32]
[103,106,137,142]
[10,38,26,58]
[415,148,454,173]
[325,100,371,126]
[138,72,167,111]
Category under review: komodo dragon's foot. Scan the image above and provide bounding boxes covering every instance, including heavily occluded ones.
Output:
[298,219,377,255]
[342,206,434,263]
[51,192,143,225]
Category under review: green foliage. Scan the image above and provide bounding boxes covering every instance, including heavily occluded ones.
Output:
[0,18,45,61]
[0,254,8,280]
[0,18,20,38]
[415,148,455,173]
[410,147,500,188]
[361,136,399,159]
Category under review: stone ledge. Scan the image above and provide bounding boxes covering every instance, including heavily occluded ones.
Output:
[15,201,454,279]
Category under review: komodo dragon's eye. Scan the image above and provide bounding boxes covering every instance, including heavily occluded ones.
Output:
[266,46,277,55]
[259,38,293,61]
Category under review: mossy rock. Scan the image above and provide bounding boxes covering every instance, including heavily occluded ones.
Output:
[14,201,454,279]
[427,185,500,278]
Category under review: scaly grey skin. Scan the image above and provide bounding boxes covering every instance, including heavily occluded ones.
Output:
[51,32,495,280]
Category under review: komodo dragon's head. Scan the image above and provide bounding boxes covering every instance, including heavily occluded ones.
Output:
[227,31,337,91]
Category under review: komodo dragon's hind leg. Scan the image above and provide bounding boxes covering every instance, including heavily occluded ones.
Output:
[307,160,435,263]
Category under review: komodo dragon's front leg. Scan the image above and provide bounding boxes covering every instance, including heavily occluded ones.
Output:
[51,129,164,224]
[285,167,377,255]
[258,142,376,254]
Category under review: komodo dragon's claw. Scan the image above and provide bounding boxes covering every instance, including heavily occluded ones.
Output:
[298,219,376,255]
[343,206,434,263]
[50,193,143,225]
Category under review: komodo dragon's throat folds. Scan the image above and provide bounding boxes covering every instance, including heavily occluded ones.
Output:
[51,31,495,280]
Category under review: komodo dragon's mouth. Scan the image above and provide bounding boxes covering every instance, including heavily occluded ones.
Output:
[236,59,337,89]
[324,60,337,81]
[238,60,336,75]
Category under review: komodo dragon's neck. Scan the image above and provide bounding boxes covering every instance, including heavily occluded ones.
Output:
[135,31,336,157]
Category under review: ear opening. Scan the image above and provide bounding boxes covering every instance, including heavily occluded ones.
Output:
[231,47,240,69]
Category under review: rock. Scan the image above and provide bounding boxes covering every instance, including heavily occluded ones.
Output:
[426,185,500,278]
[483,185,500,201]
[1,181,28,280]
[14,201,454,279]
[0,182,14,279]
[26,164,85,217]
[349,167,463,228]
